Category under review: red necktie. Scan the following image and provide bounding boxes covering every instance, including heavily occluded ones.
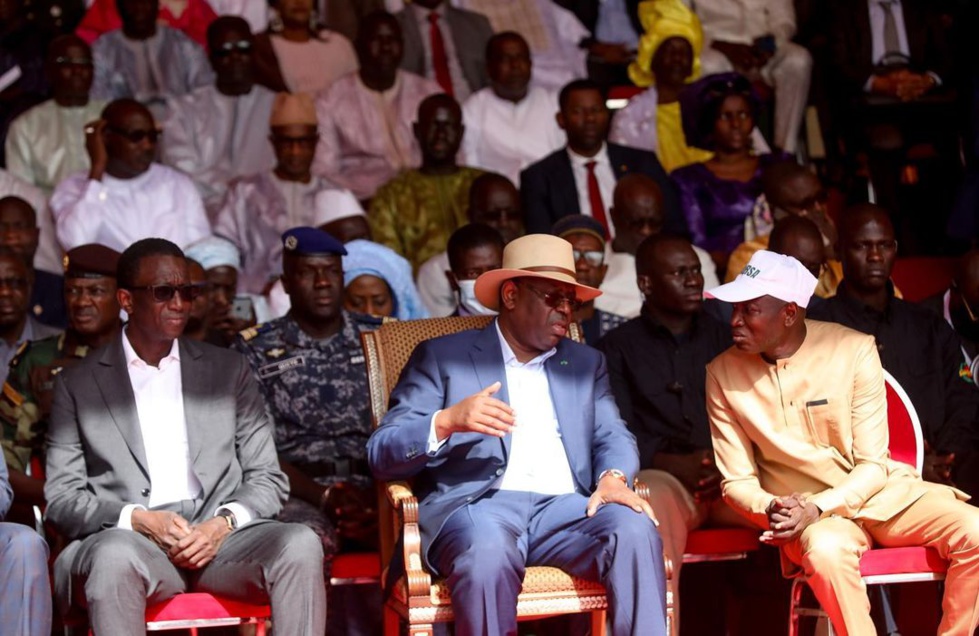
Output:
[585,161,611,240]
[428,12,453,96]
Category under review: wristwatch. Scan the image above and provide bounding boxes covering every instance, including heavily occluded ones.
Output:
[216,508,238,531]
[598,469,628,486]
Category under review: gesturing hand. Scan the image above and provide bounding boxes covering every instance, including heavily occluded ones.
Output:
[131,509,192,551]
[434,381,515,441]
[586,475,658,524]
[84,119,108,180]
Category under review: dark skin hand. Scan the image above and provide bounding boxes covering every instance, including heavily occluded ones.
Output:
[586,475,658,524]
[921,441,956,486]
[711,41,770,72]
[653,450,722,504]
[131,509,193,551]
[760,493,820,546]
[84,118,108,180]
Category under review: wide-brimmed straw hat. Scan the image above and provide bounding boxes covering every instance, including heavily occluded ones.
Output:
[474,234,603,310]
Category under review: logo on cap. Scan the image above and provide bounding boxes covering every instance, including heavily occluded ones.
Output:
[742,265,761,279]
[284,235,298,251]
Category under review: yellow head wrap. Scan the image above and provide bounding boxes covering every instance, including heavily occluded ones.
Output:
[627,0,703,88]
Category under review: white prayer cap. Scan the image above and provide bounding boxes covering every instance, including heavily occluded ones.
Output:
[705,250,817,308]
[312,189,366,227]
[185,235,241,271]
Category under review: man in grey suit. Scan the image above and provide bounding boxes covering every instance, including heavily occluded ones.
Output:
[396,0,493,101]
[0,450,52,636]
[45,238,327,635]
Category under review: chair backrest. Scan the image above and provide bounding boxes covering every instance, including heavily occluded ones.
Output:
[890,257,954,303]
[883,369,923,472]
[361,316,582,426]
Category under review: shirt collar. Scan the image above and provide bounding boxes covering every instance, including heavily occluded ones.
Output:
[122,328,180,369]
[493,318,557,369]
[835,280,897,321]
[567,143,610,169]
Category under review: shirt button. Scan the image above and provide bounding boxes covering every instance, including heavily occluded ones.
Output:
[140,488,150,497]
[495,468,503,476]
[466,496,474,502]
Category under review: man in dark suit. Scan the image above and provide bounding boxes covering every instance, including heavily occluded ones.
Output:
[521,79,684,238]
[367,233,667,636]
[826,0,958,252]
[395,0,493,101]
[45,238,327,634]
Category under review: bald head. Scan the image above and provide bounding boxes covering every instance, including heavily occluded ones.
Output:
[467,173,523,244]
[769,216,824,279]
[610,174,665,255]
[101,98,158,179]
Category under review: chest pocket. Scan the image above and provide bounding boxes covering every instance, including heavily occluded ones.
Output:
[803,399,845,451]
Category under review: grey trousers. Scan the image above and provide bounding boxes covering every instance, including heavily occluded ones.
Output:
[55,521,326,636]
[0,522,51,636]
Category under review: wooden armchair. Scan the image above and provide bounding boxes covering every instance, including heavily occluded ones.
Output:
[361,316,673,635]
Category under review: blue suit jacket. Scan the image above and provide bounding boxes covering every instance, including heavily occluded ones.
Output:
[367,322,639,565]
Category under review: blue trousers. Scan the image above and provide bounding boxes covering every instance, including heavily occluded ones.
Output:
[428,490,667,636]
[0,522,52,636]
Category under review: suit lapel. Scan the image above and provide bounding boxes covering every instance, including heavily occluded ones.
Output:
[608,144,630,179]
[469,322,511,457]
[178,339,208,466]
[544,343,586,486]
[553,152,582,216]
[94,337,149,478]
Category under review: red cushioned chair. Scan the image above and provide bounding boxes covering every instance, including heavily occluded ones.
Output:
[330,552,381,586]
[889,257,954,303]
[787,370,948,636]
[144,593,271,633]
[682,527,761,565]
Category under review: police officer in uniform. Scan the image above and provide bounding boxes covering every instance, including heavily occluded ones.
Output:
[0,243,122,527]
[233,227,383,635]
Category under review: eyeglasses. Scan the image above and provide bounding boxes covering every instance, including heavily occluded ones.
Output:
[129,284,203,302]
[271,134,318,147]
[521,282,583,312]
[54,56,93,67]
[572,249,604,267]
[107,126,161,144]
[213,40,252,58]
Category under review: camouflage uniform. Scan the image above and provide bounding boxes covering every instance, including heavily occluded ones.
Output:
[0,333,90,473]
[233,310,384,568]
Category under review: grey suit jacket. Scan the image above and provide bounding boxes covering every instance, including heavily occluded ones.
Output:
[44,335,288,541]
[396,5,493,96]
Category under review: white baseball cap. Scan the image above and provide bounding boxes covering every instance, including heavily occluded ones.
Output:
[706,250,818,308]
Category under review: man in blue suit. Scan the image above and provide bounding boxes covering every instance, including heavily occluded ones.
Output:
[367,234,667,636]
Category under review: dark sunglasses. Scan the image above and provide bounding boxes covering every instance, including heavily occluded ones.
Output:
[54,56,94,67]
[213,40,253,58]
[107,126,161,144]
[572,249,604,267]
[521,282,583,312]
[130,284,203,302]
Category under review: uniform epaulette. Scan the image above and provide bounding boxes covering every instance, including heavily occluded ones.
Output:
[7,341,30,370]
[239,322,274,342]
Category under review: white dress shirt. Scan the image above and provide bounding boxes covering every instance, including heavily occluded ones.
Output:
[869,0,910,66]
[427,320,577,495]
[117,332,253,529]
[568,144,617,238]
[461,85,564,185]
[50,163,211,252]
[416,250,456,317]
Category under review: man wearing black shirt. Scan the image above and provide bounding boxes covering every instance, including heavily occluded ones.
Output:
[597,233,738,622]
[809,205,979,498]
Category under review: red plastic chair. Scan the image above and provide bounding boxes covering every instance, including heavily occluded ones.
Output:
[329,552,381,586]
[890,257,954,303]
[787,370,948,635]
[682,527,760,565]
[144,593,271,634]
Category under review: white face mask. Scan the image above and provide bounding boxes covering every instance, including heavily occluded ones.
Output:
[456,279,496,316]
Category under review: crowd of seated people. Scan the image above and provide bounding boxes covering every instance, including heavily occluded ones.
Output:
[0,0,978,634]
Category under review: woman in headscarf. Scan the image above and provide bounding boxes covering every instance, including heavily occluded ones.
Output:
[670,72,789,276]
[252,0,358,95]
[341,239,429,320]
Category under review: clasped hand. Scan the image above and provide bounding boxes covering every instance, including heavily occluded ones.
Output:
[759,493,820,546]
[131,509,230,570]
